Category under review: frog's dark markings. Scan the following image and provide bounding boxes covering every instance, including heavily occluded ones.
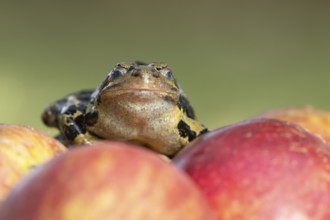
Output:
[42,62,208,157]
[177,120,197,142]
[178,95,195,119]
[65,105,79,115]
[63,124,82,141]
[75,90,95,102]
[73,115,86,128]
[85,110,99,126]
[199,127,209,135]
[42,90,93,127]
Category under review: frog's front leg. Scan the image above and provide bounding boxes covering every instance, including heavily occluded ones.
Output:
[58,104,98,145]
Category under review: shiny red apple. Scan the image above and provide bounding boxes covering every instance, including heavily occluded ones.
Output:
[0,141,215,220]
[173,118,330,219]
[0,124,66,202]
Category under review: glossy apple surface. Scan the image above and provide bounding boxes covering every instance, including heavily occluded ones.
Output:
[0,124,66,202]
[0,141,215,220]
[260,106,330,144]
[173,118,330,219]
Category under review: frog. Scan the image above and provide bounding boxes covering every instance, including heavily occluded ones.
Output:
[42,61,208,157]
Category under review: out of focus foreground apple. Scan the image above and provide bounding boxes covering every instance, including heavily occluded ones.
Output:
[259,106,330,145]
[173,118,330,219]
[0,141,215,220]
[0,124,66,202]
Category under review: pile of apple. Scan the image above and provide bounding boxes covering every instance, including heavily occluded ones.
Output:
[1,106,330,220]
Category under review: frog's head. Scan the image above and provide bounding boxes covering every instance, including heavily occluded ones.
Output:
[90,62,183,107]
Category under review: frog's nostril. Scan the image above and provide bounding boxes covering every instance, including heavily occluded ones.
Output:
[131,70,142,77]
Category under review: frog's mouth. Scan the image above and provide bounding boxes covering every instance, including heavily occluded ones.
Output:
[102,78,180,95]
[104,87,178,96]
[101,87,179,104]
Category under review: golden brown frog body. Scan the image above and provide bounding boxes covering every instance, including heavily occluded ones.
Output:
[42,62,208,157]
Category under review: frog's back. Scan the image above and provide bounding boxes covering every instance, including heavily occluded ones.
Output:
[41,89,94,128]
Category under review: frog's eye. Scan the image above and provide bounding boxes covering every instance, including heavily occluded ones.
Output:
[164,71,174,80]
[110,70,124,79]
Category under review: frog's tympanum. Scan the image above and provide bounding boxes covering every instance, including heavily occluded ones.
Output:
[42,62,208,157]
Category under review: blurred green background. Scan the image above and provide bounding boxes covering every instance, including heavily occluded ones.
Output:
[1,0,330,135]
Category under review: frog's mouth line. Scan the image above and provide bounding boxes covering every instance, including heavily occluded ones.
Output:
[104,87,178,96]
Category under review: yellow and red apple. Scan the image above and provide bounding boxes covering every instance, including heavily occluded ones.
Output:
[0,141,215,220]
[0,124,66,202]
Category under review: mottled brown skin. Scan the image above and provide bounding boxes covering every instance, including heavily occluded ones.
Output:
[42,62,208,157]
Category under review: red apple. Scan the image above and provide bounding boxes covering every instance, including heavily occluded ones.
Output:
[0,141,215,220]
[0,124,66,202]
[173,118,330,219]
[259,106,330,144]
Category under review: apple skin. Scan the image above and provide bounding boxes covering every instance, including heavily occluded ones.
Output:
[259,106,330,145]
[0,124,66,202]
[0,141,215,220]
[173,118,330,220]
